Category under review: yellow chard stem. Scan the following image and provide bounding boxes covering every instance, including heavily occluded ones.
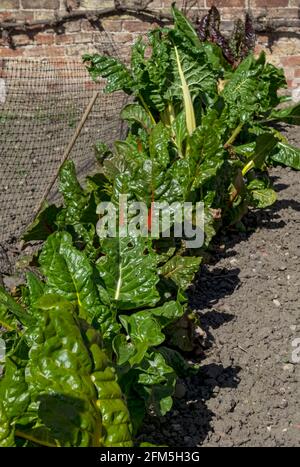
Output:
[138,93,156,125]
[242,160,254,176]
[168,102,175,127]
[174,46,196,136]
[224,122,244,148]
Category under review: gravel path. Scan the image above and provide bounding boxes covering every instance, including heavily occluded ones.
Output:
[140,162,300,447]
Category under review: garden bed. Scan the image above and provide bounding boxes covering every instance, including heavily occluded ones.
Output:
[140,144,300,446]
[1,6,299,447]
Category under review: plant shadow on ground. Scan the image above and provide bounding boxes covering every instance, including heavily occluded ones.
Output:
[189,265,239,352]
[206,174,300,264]
[139,183,300,447]
[138,362,241,447]
[138,265,241,447]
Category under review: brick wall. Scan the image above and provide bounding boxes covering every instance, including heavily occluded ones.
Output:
[0,0,300,94]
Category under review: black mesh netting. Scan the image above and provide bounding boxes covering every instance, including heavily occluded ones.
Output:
[0,46,130,251]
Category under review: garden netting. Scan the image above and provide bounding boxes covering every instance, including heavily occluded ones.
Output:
[0,41,130,257]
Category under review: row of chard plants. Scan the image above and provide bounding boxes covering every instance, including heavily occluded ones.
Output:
[0,6,299,447]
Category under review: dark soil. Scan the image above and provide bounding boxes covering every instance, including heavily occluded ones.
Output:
[139,128,300,447]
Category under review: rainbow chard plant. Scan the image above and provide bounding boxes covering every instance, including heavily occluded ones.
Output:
[84,5,300,224]
[0,6,300,447]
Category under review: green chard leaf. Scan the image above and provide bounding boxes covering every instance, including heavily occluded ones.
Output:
[242,133,278,175]
[7,297,133,447]
[96,236,160,310]
[271,141,300,170]
[269,103,300,125]
[58,160,88,224]
[83,54,135,94]
[0,287,34,327]
[23,204,61,242]
[121,103,154,132]
[158,255,202,291]
[0,403,15,447]
[172,5,201,48]
[39,232,117,341]
[26,272,44,308]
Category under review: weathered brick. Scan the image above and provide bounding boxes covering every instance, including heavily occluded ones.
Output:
[122,20,151,33]
[271,37,300,56]
[80,19,95,31]
[100,19,123,32]
[294,68,300,78]
[173,0,205,6]
[281,55,300,66]
[0,37,6,46]
[22,0,59,8]
[80,0,114,8]
[148,0,162,8]
[55,33,75,45]
[253,0,289,6]
[254,44,264,55]
[0,47,24,57]
[63,0,80,11]
[106,32,133,43]
[214,8,249,21]
[34,33,55,45]
[11,34,32,46]
[282,66,295,79]
[256,35,270,45]
[22,46,65,57]
[65,44,97,56]
[253,7,298,18]
[164,0,184,7]
[0,12,13,21]
[0,0,19,9]
[64,20,81,33]
[206,0,245,7]
[34,11,56,21]
[73,32,93,44]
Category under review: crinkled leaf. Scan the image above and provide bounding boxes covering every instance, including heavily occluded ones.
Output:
[82,326,133,447]
[83,54,135,94]
[20,297,133,447]
[271,141,300,170]
[94,142,113,164]
[116,300,183,366]
[96,236,160,310]
[242,133,277,175]
[0,303,19,332]
[172,5,201,48]
[159,346,200,377]
[0,287,34,327]
[158,255,202,291]
[58,160,87,224]
[23,204,61,242]
[269,103,300,125]
[249,186,277,208]
[0,339,30,421]
[39,232,116,341]
[149,122,170,168]
[118,313,165,366]
[188,110,225,191]
[0,403,15,446]
[166,42,216,105]
[136,352,176,416]
[121,103,153,132]
[26,272,44,309]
